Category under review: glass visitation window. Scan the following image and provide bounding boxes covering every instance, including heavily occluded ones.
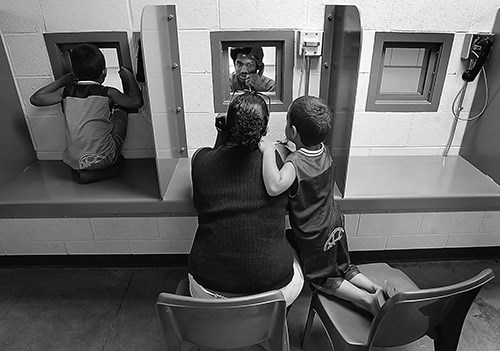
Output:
[366,32,453,112]
[228,46,277,90]
[210,31,294,113]
[44,32,133,93]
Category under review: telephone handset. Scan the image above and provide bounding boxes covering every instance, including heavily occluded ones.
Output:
[445,35,494,157]
[462,37,493,82]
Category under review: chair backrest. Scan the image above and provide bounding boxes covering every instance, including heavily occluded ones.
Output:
[156,289,289,351]
[367,268,494,349]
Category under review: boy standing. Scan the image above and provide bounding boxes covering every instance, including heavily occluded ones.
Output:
[30,43,143,183]
[259,96,384,315]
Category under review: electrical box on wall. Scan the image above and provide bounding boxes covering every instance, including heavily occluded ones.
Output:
[299,30,323,56]
[461,33,495,59]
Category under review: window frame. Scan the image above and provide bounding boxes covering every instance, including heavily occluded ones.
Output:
[366,32,454,112]
[44,32,132,83]
[210,31,294,113]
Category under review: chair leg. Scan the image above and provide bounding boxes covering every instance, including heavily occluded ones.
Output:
[433,315,469,351]
[433,324,462,351]
[433,290,481,351]
[302,306,315,350]
[267,320,290,351]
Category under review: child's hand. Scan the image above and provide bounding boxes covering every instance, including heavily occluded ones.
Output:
[118,67,135,82]
[259,140,276,154]
[372,283,383,293]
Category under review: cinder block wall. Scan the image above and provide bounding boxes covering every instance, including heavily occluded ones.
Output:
[0,0,499,256]
[0,217,197,255]
[1,211,500,255]
[1,0,498,158]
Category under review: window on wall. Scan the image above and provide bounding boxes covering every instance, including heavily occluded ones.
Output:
[44,32,133,93]
[366,32,453,112]
[210,31,294,113]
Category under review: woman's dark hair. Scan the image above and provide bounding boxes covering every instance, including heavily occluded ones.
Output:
[226,92,269,150]
[288,96,333,147]
[69,44,106,81]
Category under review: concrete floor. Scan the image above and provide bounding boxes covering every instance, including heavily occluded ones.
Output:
[0,259,498,351]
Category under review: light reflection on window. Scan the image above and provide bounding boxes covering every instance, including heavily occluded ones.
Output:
[100,48,122,92]
[380,47,427,94]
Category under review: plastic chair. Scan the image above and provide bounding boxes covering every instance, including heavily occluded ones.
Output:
[302,263,494,351]
[156,279,290,351]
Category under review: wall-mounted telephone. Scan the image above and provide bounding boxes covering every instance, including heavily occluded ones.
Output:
[461,34,494,82]
[445,33,495,156]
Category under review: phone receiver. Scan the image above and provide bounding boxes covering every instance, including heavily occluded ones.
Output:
[462,38,493,82]
[254,64,264,76]
[215,113,227,132]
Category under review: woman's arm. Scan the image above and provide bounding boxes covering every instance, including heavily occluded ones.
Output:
[30,73,74,106]
[259,141,296,196]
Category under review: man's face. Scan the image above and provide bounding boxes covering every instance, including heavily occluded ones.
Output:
[234,54,257,83]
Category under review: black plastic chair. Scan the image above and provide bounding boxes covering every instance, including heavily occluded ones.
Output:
[302,263,494,351]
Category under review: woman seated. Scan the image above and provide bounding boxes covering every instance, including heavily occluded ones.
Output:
[188,92,304,306]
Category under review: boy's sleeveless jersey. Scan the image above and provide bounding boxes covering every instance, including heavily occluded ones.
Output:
[286,145,339,239]
[286,145,359,294]
[62,83,115,170]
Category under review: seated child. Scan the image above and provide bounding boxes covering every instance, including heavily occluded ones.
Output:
[259,95,384,315]
[30,43,143,183]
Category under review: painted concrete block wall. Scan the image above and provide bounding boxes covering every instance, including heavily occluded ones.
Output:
[345,211,500,251]
[1,0,498,160]
[0,1,499,256]
[352,0,498,156]
[1,211,499,255]
[0,217,197,255]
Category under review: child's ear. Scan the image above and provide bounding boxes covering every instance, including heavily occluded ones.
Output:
[101,68,107,79]
[290,125,298,138]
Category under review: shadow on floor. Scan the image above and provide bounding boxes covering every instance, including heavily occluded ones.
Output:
[0,259,499,351]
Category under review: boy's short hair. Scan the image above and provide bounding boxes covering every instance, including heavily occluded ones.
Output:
[288,96,333,147]
[69,44,106,81]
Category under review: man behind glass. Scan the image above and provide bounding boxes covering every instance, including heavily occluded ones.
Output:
[229,46,275,92]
